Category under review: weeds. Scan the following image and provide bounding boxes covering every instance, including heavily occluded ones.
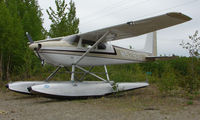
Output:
[157,63,178,95]
[187,100,193,105]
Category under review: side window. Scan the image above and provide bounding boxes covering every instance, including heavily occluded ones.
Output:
[64,35,79,47]
[71,36,79,46]
[98,43,106,49]
[71,42,78,46]
[79,39,107,50]
[82,43,91,48]
[82,40,95,48]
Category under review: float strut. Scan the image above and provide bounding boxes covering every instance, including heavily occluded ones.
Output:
[45,66,61,82]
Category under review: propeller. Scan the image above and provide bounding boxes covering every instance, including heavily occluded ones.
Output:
[26,32,34,44]
[26,32,44,66]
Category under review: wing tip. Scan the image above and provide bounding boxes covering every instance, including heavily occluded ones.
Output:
[167,12,192,21]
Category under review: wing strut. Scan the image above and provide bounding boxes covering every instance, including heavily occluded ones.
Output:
[74,31,109,65]
[104,65,110,82]
[71,65,76,82]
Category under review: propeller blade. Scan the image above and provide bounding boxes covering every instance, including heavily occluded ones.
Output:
[26,32,34,44]
[26,32,44,66]
[34,50,44,66]
[35,50,42,61]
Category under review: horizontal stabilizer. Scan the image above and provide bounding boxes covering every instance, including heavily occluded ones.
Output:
[146,56,178,61]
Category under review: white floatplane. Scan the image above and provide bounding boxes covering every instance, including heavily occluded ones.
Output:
[6,12,191,98]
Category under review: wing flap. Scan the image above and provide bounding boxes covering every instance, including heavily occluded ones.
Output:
[79,12,191,42]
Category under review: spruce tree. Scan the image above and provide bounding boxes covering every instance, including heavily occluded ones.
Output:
[22,0,45,41]
[19,0,46,78]
[47,0,79,37]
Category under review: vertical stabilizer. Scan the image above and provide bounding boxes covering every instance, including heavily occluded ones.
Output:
[144,31,157,56]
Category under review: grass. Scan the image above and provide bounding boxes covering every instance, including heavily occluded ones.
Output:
[187,100,193,105]
[0,81,7,93]
[71,85,191,113]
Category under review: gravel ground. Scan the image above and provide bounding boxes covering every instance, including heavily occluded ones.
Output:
[1,86,200,120]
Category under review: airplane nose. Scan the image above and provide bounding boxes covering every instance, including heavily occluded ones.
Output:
[29,43,42,50]
[29,43,38,50]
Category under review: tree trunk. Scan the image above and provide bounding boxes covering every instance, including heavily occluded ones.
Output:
[0,54,2,80]
[6,55,11,80]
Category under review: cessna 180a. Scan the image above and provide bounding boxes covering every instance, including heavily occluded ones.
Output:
[7,12,191,98]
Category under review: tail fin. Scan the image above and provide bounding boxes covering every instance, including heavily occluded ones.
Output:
[144,31,157,56]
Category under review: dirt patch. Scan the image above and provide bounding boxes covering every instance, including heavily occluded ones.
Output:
[1,86,200,120]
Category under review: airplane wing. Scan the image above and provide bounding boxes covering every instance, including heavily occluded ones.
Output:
[79,12,191,42]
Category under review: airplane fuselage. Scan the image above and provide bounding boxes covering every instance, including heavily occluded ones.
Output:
[29,37,151,66]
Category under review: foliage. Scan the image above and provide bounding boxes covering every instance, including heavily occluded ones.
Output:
[180,30,200,94]
[157,63,178,95]
[180,30,200,57]
[187,100,193,105]
[178,58,200,94]
[47,0,79,37]
[0,0,45,81]
[0,1,24,80]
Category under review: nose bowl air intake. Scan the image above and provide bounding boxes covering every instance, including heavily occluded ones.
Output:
[29,43,42,50]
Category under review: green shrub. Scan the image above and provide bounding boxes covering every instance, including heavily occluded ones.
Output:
[178,58,200,94]
[157,64,178,95]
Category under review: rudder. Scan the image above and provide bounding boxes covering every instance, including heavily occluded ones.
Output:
[144,31,157,56]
